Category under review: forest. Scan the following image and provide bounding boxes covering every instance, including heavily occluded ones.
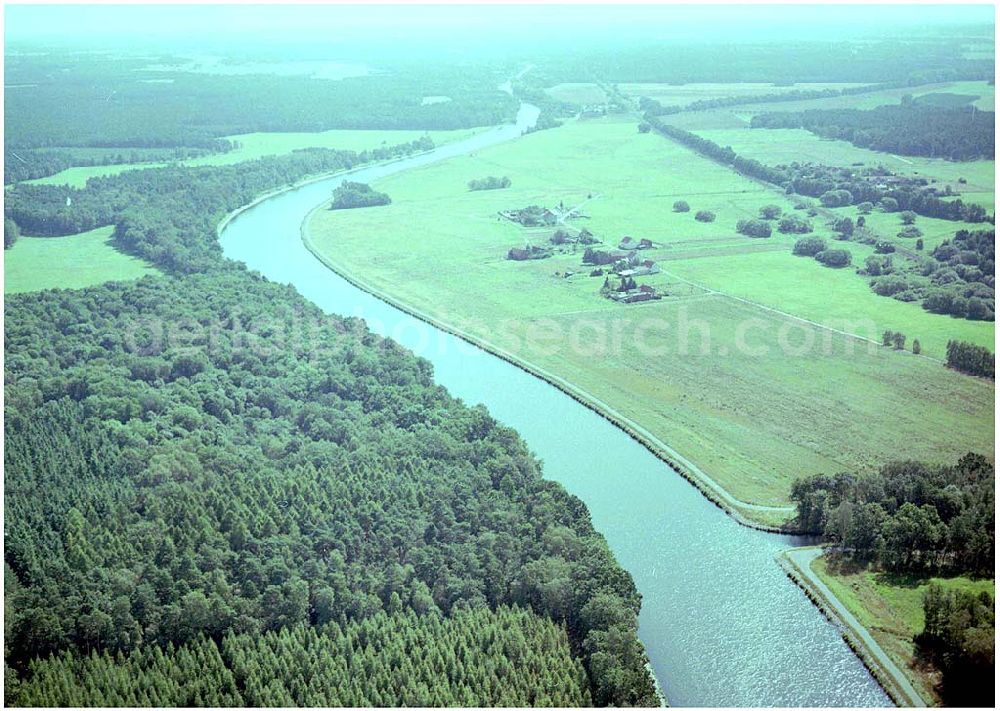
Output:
[4,137,433,273]
[10,608,593,706]
[790,454,994,705]
[790,454,994,575]
[4,268,658,707]
[916,585,994,706]
[750,103,995,160]
[4,54,517,152]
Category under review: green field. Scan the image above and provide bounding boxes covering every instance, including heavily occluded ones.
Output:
[304,117,994,515]
[24,127,489,188]
[4,226,158,293]
[619,82,868,107]
[813,554,995,705]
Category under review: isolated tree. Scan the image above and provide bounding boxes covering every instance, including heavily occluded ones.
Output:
[833,217,854,238]
[815,249,851,268]
[879,196,899,213]
[4,217,20,249]
[857,202,874,215]
[892,332,906,350]
[759,204,782,220]
[672,200,690,213]
[916,238,924,251]
[694,210,716,222]
[912,339,922,355]
[793,236,827,256]
[900,211,917,225]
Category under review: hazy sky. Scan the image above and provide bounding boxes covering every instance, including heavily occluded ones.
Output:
[5,3,994,49]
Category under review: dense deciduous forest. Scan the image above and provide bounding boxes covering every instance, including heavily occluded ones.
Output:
[4,269,658,706]
[9,608,593,707]
[751,103,995,160]
[916,585,994,706]
[791,454,994,575]
[793,452,996,705]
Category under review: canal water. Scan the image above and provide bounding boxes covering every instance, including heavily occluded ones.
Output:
[219,104,891,707]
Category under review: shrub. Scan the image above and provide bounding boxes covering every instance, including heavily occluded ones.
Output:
[673,200,690,213]
[759,204,782,220]
[898,225,923,239]
[874,241,896,254]
[879,196,899,213]
[815,249,852,268]
[820,189,853,208]
[793,236,827,256]
[468,176,511,191]
[857,202,874,214]
[778,214,813,234]
[833,217,854,239]
[694,210,716,223]
[736,218,772,238]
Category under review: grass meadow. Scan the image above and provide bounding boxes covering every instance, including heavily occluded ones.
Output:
[305,116,994,514]
[813,554,995,705]
[4,226,158,293]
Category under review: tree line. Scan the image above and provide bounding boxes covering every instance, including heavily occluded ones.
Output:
[946,340,995,379]
[644,115,993,226]
[4,143,231,185]
[468,176,512,191]
[750,103,995,161]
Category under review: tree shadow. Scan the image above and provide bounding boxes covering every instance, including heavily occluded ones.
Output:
[872,570,929,589]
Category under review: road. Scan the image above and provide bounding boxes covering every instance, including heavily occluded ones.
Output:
[782,547,928,708]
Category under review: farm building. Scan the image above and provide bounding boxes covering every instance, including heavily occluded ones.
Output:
[618,260,661,278]
[619,237,653,250]
[499,205,559,227]
[609,284,661,304]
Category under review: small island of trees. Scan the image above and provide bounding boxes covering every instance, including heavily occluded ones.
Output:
[331,181,392,210]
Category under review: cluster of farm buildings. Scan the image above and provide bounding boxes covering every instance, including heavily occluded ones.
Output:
[501,206,665,304]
